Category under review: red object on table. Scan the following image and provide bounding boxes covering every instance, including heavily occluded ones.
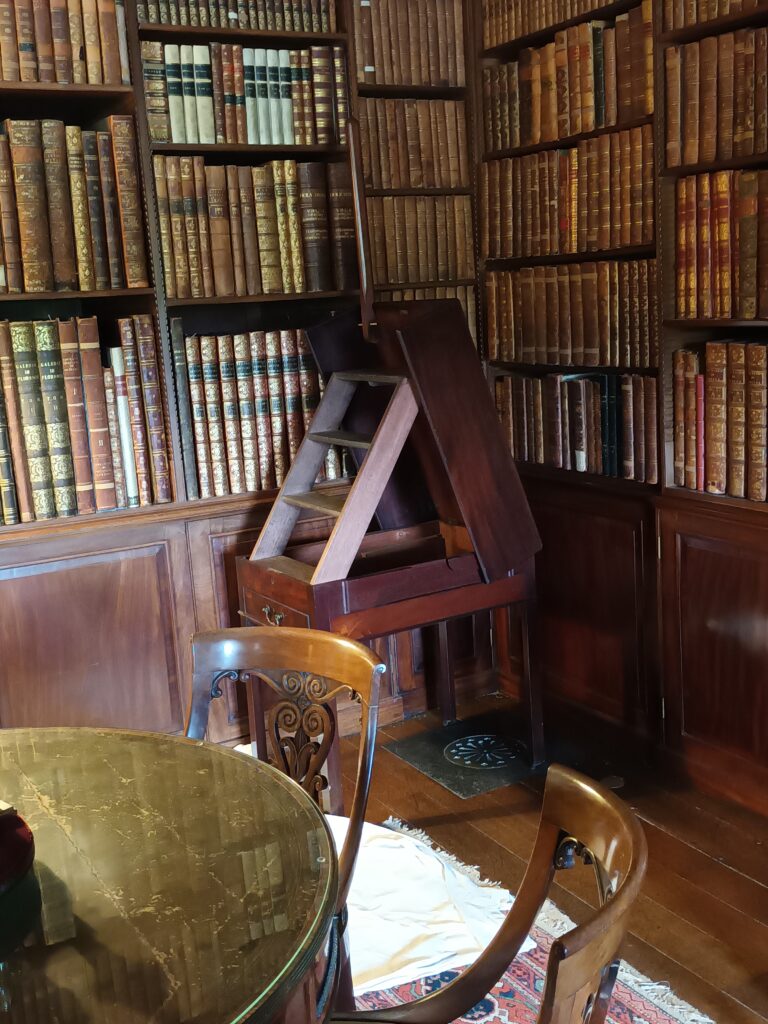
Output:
[0,804,34,895]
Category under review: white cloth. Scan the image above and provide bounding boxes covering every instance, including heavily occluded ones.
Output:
[326,815,535,996]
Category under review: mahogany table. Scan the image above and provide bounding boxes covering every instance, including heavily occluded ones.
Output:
[0,728,337,1023]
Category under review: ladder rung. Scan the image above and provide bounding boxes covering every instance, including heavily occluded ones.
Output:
[247,555,314,582]
[283,490,348,517]
[307,429,373,450]
[334,371,406,385]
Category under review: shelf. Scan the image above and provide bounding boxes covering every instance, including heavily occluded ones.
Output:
[151,142,347,162]
[374,278,476,291]
[664,319,768,330]
[484,244,655,269]
[662,485,768,515]
[0,287,155,304]
[662,151,768,178]
[484,114,654,162]
[365,187,473,197]
[357,83,467,100]
[659,6,768,45]
[138,21,346,46]
[480,0,641,62]
[517,460,659,494]
[490,360,658,376]
[166,289,359,308]
[0,81,133,99]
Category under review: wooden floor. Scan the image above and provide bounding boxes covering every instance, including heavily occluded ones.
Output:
[340,694,768,1024]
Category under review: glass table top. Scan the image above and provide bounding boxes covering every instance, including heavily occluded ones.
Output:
[0,728,337,1023]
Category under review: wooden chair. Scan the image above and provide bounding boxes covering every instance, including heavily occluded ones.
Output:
[331,764,648,1024]
[185,625,386,1013]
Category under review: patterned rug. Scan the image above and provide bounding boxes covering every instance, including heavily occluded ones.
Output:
[356,821,714,1024]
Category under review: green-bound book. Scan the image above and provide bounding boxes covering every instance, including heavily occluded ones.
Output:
[34,321,77,517]
[9,322,56,520]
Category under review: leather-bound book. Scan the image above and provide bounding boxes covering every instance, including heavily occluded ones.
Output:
[50,0,72,83]
[34,320,77,516]
[665,46,682,168]
[568,265,584,365]
[603,27,617,128]
[271,160,293,294]
[68,0,87,83]
[97,0,121,83]
[264,330,288,486]
[0,0,20,81]
[758,173,768,318]
[283,160,305,293]
[199,334,228,496]
[233,45,248,144]
[216,333,245,493]
[540,42,557,143]
[332,45,348,145]
[696,370,705,491]
[81,131,110,290]
[40,121,77,292]
[30,0,54,81]
[107,345,140,507]
[210,42,226,144]
[615,13,632,125]
[80,0,103,82]
[738,171,759,319]
[251,163,282,293]
[326,160,356,291]
[224,164,246,296]
[13,0,37,81]
[618,375,633,479]
[581,263,599,366]
[249,330,274,489]
[9,321,54,519]
[682,349,698,489]
[166,155,190,298]
[141,41,171,142]
[96,131,124,289]
[311,46,334,145]
[0,321,33,520]
[297,161,332,292]
[735,31,748,157]
[756,29,768,154]
[133,314,171,503]
[0,377,19,523]
[232,332,258,492]
[640,375,657,483]
[746,343,768,501]
[697,36,718,165]
[204,163,234,296]
[152,155,176,297]
[714,170,733,318]
[76,317,115,510]
[727,342,747,497]
[65,125,95,291]
[279,329,303,461]
[191,157,213,297]
[577,23,595,134]
[117,317,152,505]
[6,120,54,292]
[529,49,542,145]
[184,333,213,498]
[58,317,95,513]
[221,43,236,144]
[295,329,319,435]
[169,318,199,499]
[299,49,315,144]
[107,116,149,288]
[673,349,686,486]
[237,164,261,296]
[717,33,735,161]
[742,30,756,158]
[102,366,128,508]
[704,341,728,494]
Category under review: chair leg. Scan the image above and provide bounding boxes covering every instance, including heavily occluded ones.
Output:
[430,619,457,725]
[245,681,268,760]
[333,945,356,1013]
[516,560,545,769]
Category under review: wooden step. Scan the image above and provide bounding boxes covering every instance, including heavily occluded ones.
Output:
[245,555,314,582]
[283,490,348,516]
[334,371,406,385]
[306,429,373,449]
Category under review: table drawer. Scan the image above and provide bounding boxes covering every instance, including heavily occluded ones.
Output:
[240,586,310,629]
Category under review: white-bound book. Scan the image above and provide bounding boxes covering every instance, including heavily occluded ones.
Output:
[180,45,199,144]
[193,45,215,144]
[108,348,140,508]
[164,44,186,143]
[243,48,259,145]
[278,50,294,145]
[254,49,272,145]
[266,49,282,144]
[115,0,131,84]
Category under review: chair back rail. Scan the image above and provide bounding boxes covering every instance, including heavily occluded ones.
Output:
[186,626,386,912]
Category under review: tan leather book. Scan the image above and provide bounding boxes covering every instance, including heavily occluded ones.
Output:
[682,42,700,167]
[713,170,733,318]
[56,317,93,514]
[50,0,72,82]
[0,139,21,293]
[585,139,599,252]
[192,156,213,298]
[554,32,570,139]
[81,131,110,290]
[199,333,228,496]
[698,36,718,165]
[727,342,747,497]
[738,170,759,320]
[41,121,78,292]
[251,163,282,293]
[564,28,580,137]
[117,317,152,505]
[717,33,735,161]
[629,127,644,247]
[705,341,728,494]
[271,160,293,294]
[6,120,54,293]
[179,156,202,298]
[97,0,121,83]
[225,163,246,296]
[67,0,86,83]
[738,29,756,158]
[80,0,102,83]
[279,328,303,462]
[734,31,748,157]
[603,27,617,128]
[311,46,334,145]
[540,42,558,143]
[76,316,116,509]
[569,265,584,364]
[746,343,768,501]
[152,155,176,298]
[205,163,234,296]
[166,155,190,298]
[577,22,595,133]
[184,332,213,498]
[140,40,170,142]
[673,349,686,485]
[107,116,149,288]
[232,332,258,492]
[0,0,20,81]
[284,160,305,293]
[13,0,38,81]
[665,46,682,168]
[64,125,96,292]
[682,349,698,489]
[248,330,275,490]
[237,164,261,296]
[30,0,54,82]
[216,333,245,493]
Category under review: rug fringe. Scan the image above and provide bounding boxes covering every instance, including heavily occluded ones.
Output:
[381,816,715,1024]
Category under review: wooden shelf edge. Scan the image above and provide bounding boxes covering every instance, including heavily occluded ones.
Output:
[662,151,768,177]
[365,186,473,196]
[659,7,768,45]
[480,0,640,61]
[483,114,654,162]
[517,461,659,494]
[357,83,467,100]
[374,279,476,291]
[0,81,133,97]
[0,287,155,303]
[167,289,359,308]
[151,142,347,157]
[138,22,347,45]
[484,244,656,269]
[663,318,768,330]
[490,360,658,375]
[660,485,768,516]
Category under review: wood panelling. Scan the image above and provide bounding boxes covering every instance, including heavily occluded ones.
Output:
[0,522,194,733]
[659,500,768,814]
[523,480,656,732]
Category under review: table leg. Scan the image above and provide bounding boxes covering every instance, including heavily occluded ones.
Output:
[516,562,545,769]
[429,619,457,725]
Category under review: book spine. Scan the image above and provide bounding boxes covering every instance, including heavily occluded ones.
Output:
[738,170,759,319]
[238,163,261,296]
[727,342,747,498]
[279,48,294,144]
[97,0,121,84]
[704,341,728,494]
[65,125,95,291]
[102,366,128,508]
[141,40,171,142]
[115,0,130,84]
[233,44,248,144]
[746,343,768,501]
[170,317,199,499]
[133,314,172,503]
[249,329,275,489]
[76,316,116,509]
[58,317,95,513]
[0,0,20,81]
[0,138,22,293]
[193,155,214,297]
[153,155,176,298]
[311,46,334,145]
[0,373,19,524]
[279,328,303,461]
[265,47,281,143]
[50,0,72,83]
[226,162,247,296]
[81,130,110,291]
[251,162,282,292]
[265,329,288,486]
[108,344,140,506]
[31,0,55,82]
[244,46,259,145]
[233,331,259,491]
[296,328,320,433]
[193,44,215,144]
[283,159,304,293]
[166,154,190,297]
[7,120,54,292]
[34,320,77,516]
[217,332,245,492]
[41,119,78,291]
[184,332,213,498]
[108,115,149,288]
[9,321,56,519]
[297,160,332,291]
[165,43,186,142]
[68,0,87,83]
[180,43,199,144]
[326,160,356,291]
[205,162,234,296]
[13,0,38,82]
[199,333,228,496]
[210,41,226,144]
[0,320,34,519]
[180,155,203,297]
[117,316,152,505]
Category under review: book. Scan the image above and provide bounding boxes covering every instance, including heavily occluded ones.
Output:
[33,320,77,516]
[170,317,199,500]
[6,120,54,292]
[59,317,95,514]
[9,321,56,520]
[77,316,116,510]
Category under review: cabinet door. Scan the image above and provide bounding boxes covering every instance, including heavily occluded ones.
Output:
[0,520,195,733]
[659,501,768,813]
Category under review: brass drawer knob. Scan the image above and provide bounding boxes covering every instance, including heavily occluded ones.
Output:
[262,605,284,626]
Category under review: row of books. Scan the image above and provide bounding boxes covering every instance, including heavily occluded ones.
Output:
[0,118,148,295]
[137,0,337,30]
[0,0,129,84]
[482,8,653,154]
[675,171,767,322]
[486,259,658,369]
[359,100,469,191]
[367,195,474,288]
[0,316,172,528]
[376,286,478,346]
[663,0,756,30]
[673,342,767,501]
[353,0,466,87]
[481,0,624,51]
[666,33,768,169]
[480,126,655,259]
[142,43,346,147]
[171,322,342,500]
[154,156,355,300]
[495,371,659,483]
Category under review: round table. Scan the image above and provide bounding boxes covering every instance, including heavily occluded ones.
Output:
[0,728,338,1023]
